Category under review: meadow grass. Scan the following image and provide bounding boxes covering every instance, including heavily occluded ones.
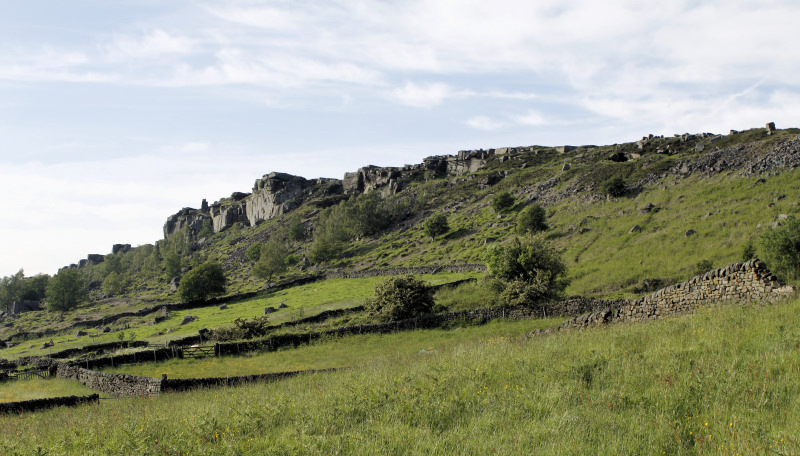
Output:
[100,316,567,378]
[0,273,481,361]
[0,378,96,403]
[1,297,798,454]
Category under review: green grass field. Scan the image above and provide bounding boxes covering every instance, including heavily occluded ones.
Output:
[1,297,797,454]
[0,272,481,361]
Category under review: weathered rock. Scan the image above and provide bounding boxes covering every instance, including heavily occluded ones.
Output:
[695,142,705,152]
[163,207,208,240]
[685,229,696,237]
[629,225,642,233]
[562,163,571,171]
[278,303,288,309]
[219,303,227,310]
[766,122,776,135]
[112,244,131,254]
[264,307,276,315]
[180,316,198,325]
[75,330,86,337]
[246,172,311,226]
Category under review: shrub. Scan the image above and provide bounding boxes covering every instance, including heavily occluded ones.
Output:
[245,242,262,263]
[366,275,434,322]
[516,204,548,235]
[486,234,569,307]
[759,216,800,281]
[163,253,182,279]
[492,191,515,212]
[288,216,306,242]
[741,240,756,262]
[694,259,713,276]
[601,177,627,197]
[101,271,126,296]
[178,262,226,302]
[212,316,271,341]
[46,268,87,312]
[253,240,289,283]
[424,213,449,240]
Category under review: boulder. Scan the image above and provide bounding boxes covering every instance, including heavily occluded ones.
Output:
[766,122,776,135]
[562,163,571,171]
[180,316,198,325]
[278,303,288,309]
[685,229,696,237]
[264,307,276,315]
[629,225,642,233]
[219,303,227,310]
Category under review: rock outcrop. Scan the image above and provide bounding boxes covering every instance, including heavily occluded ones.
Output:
[163,207,208,239]
[210,192,249,232]
[246,173,312,226]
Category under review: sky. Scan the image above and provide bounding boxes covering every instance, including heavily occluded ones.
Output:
[1,0,799,278]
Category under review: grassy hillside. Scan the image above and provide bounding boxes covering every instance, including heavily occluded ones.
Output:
[1,297,797,454]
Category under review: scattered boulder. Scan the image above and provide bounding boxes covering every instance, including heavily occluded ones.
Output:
[640,203,657,214]
[629,225,642,233]
[695,142,705,152]
[180,316,198,325]
[264,307,276,315]
[685,229,696,237]
[219,303,227,310]
[562,163,571,171]
[75,330,86,337]
[278,303,288,309]
[102,327,111,333]
[608,152,627,162]
[766,122,776,135]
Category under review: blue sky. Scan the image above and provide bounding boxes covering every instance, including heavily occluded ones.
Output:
[1,0,799,277]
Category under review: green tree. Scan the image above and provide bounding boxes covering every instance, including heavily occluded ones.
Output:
[424,213,449,240]
[19,274,49,302]
[760,216,800,281]
[101,271,126,296]
[253,239,289,284]
[741,240,756,262]
[486,234,569,307]
[178,262,226,302]
[601,177,627,197]
[245,242,263,263]
[492,191,515,213]
[288,215,306,242]
[0,269,25,311]
[366,275,434,322]
[516,204,548,235]
[46,268,88,312]
[163,252,182,279]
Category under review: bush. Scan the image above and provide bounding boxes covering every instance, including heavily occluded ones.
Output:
[694,259,713,276]
[601,177,627,197]
[741,240,756,262]
[366,275,434,322]
[245,243,262,263]
[46,268,87,312]
[492,191,515,212]
[423,213,449,240]
[760,216,800,281]
[163,253,182,279]
[212,316,271,341]
[253,240,289,283]
[486,234,568,307]
[101,271,126,296]
[516,204,548,235]
[178,262,226,302]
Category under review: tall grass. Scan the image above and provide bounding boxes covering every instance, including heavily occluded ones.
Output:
[1,298,798,454]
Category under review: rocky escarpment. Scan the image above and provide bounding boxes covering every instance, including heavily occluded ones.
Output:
[163,148,500,239]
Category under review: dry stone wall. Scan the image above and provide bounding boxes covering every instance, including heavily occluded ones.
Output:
[56,363,162,397]
[0,394,99,415]
[547,259,796,334]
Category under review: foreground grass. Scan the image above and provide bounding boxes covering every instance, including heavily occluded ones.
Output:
[0,378,96,403]
[101,317,566,378]
[1,297,799,454]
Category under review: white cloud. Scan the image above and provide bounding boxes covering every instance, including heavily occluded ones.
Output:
[388,81,455,108]
[513,110,549,127]
[466,116,506,131]
[106,29,194,61]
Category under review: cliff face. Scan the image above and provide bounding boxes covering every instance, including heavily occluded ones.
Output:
[162,147,496,239]
[246,173,311,227]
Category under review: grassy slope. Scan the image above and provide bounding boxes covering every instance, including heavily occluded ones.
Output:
[0,378,96,403]
[0,297,797,454]
[0,272,480,360]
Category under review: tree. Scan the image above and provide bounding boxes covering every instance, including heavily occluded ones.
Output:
[760,216,800,282]
[102,271,126,296]
[424,213,449,240]
[163,252,182,279]
[492,191,515,212]
[601,177,627,197]
[366,275,434,322]
[46,268,88,312]
[19,274,49,302]
[288,216,306,242]
[178,262,226,302]
[245,242,263,263]
[253,239,289,284]
[486,234,569,307]
[0,269,25,311]
[516,204,548,235]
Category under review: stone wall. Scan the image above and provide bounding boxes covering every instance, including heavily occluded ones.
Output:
[324,264,487,279]
[0,394,99,415]
[545,259,796,334]
[56,363,162,397]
